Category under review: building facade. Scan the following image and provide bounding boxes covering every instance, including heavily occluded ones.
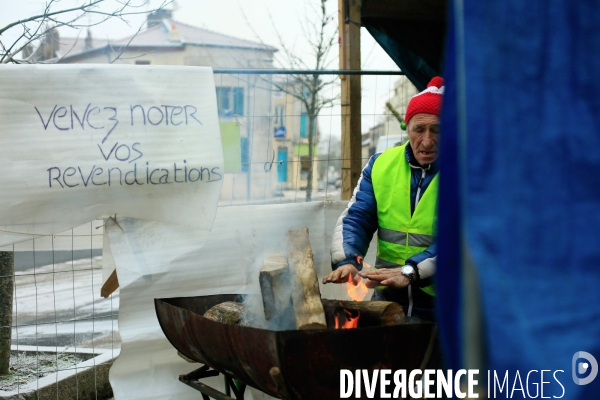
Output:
[44,10,290,203]
[378,76,418,145]
[271,80,320,193]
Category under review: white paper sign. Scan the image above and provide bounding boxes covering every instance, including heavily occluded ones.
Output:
[0,65,223,246]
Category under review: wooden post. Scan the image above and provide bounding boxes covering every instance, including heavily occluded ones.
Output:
[0,252,13,375]
[339,0,362,200]
[285,228,327,330]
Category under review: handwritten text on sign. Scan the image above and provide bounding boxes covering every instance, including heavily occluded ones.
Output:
[36,103,222,188]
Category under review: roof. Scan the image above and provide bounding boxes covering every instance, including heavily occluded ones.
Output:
[58,19,276,60]
[56,36,110,59]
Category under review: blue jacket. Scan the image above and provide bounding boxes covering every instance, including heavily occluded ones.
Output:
[330,142,438,289]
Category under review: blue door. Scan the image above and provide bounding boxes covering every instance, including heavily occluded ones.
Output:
[277,147,288,182]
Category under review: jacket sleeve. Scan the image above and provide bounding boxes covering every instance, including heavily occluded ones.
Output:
[406,242,437,288]
[330,154,380,270]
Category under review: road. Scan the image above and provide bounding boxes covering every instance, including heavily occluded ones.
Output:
[11,256,120,350]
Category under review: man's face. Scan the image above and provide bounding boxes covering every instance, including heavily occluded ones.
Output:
[407,113,440,166]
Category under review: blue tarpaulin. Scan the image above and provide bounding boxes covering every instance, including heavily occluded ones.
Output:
[437,1,600,398]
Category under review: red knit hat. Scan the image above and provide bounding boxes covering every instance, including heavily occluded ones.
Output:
[403,76,444,126]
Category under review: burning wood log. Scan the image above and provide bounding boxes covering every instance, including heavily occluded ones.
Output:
[259,253,292,321]
[203,301,256,326]
[321,299,406,328]
[285,227,327,330]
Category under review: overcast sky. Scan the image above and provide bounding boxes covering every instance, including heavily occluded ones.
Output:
[2,0,402,137]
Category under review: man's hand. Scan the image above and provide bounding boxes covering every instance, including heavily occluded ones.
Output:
[322,264,359,285]
[359,268,410,289]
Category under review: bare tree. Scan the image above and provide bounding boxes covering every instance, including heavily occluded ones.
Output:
[0,0,171,64]
[268,0,339,201]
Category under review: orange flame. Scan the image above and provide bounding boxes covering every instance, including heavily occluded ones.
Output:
[334,308,360,329]
[346,273,368,302]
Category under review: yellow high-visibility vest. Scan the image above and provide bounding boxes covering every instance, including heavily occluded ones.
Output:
[372,142,438,296]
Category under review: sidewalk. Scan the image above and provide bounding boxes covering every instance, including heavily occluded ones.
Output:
[12,256,120,351]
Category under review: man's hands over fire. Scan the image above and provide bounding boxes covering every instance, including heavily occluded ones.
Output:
[322,264,359,285]
[358,268,410,289]
[322,265,411,289]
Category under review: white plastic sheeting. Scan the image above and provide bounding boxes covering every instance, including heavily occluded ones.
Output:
[104,201,374,399]
[0,65,223,246]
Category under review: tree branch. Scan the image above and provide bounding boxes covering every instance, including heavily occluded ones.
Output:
[0,0,104,36]
[1,0,172,64]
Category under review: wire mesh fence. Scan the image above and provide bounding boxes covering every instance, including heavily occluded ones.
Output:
[212,70,417,206]
[0,70,417,399]
[1,222,116,398]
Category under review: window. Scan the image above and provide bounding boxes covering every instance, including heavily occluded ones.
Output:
[233,87,244,116]
[300,113,316,138]
[275,105,285,126]
[300,156,310,180]
[216,86,244,117]
[300,113,307,138]
[216,87,231,116]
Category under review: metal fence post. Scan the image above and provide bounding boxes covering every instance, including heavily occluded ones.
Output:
[0,251,14,375]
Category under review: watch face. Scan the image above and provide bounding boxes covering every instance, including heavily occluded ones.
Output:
[401,266,414,275]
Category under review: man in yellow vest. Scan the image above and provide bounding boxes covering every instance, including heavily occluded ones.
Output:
[323,77,443,321]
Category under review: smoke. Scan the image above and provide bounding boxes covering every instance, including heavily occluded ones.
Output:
[241,251,297,331]
[240,294,268,328]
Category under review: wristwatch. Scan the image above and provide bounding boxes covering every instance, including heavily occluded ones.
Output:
[401,265,418,285]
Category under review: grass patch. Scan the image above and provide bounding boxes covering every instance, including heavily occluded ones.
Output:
[0,350,94,392]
